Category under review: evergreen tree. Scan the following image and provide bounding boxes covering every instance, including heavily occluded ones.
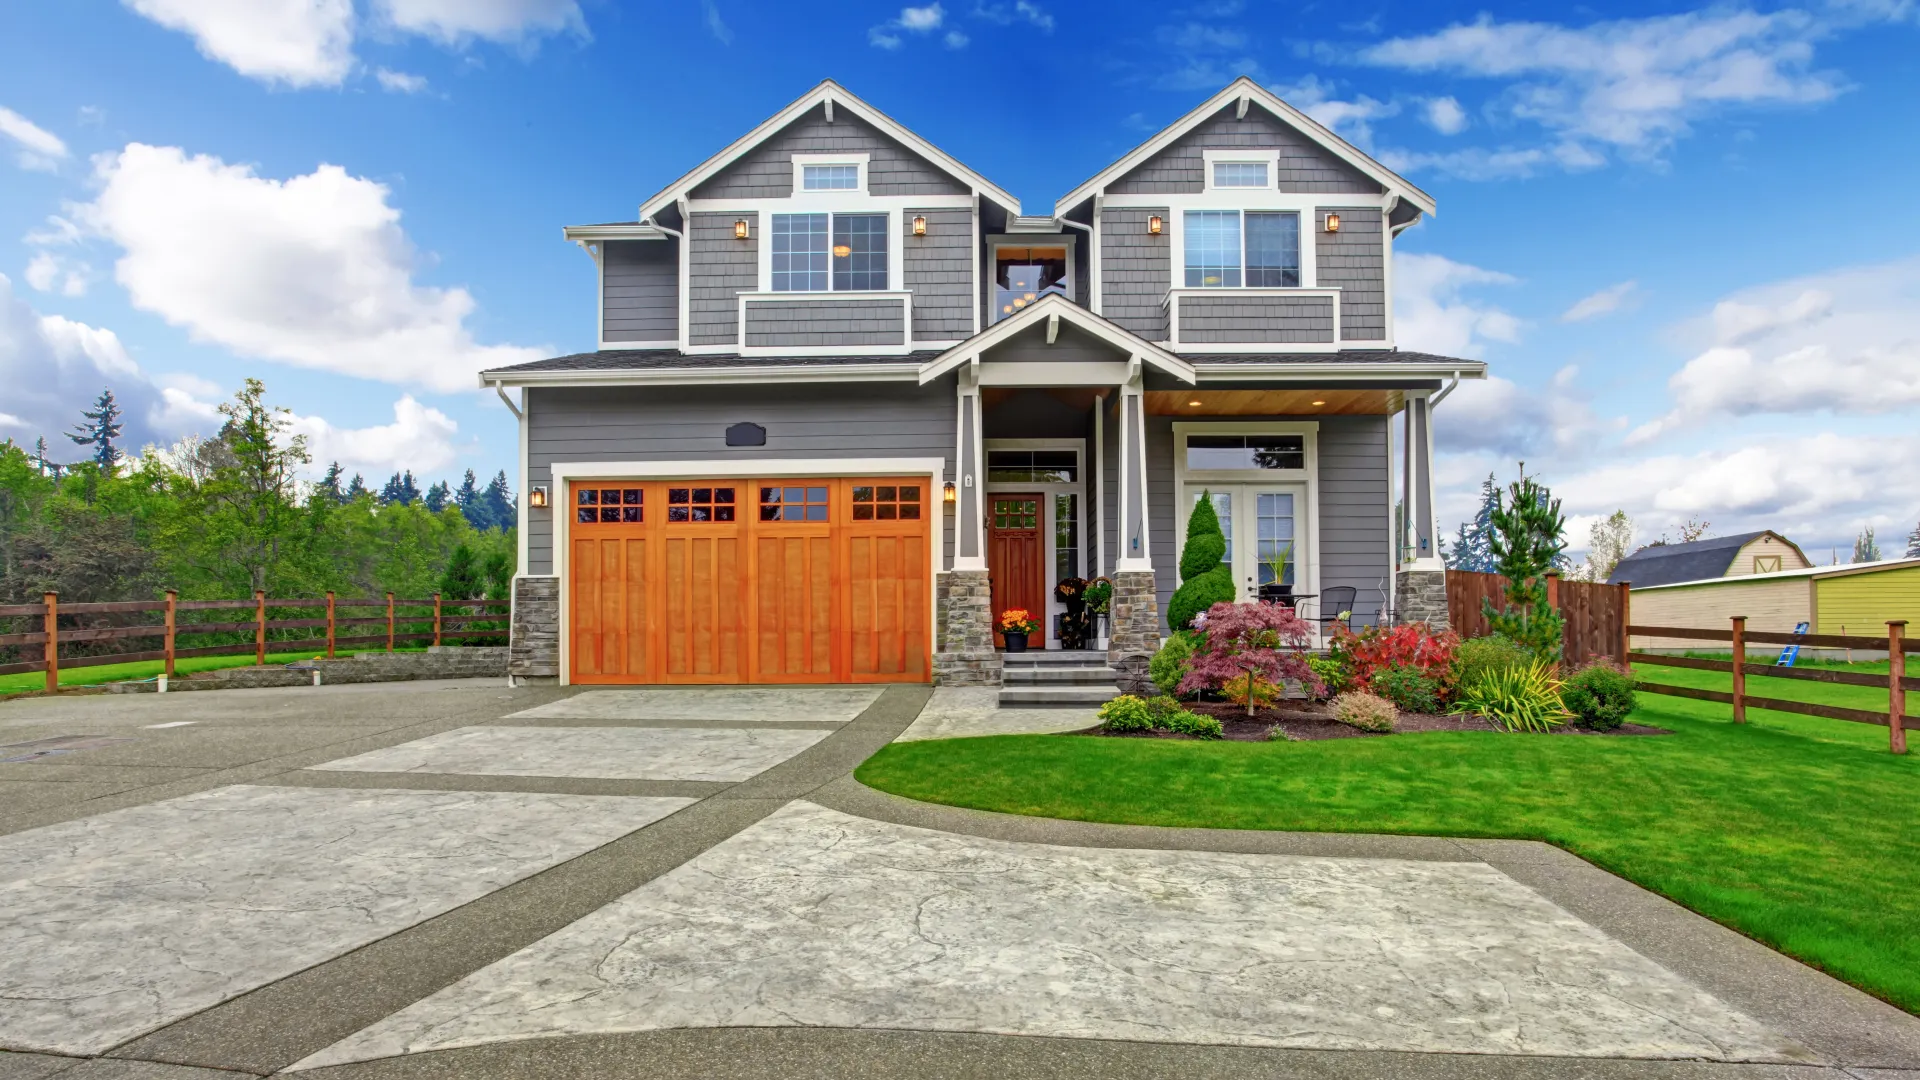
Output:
[31,437,65,480]
[1853,526,1881,564]
[65,388,125,471]
[344,473,369,501]
[1167,491,1236,631]
[479,470,515,531]
[454,469,483,528]
[316,462,347,505]
[424,480,450,513]
[1482,464,1568,661]
[379,471,421,506]
[200,377,310,593]
[438,543,484,599]
[1907,520,1920,559]
[1445,472,1499,572]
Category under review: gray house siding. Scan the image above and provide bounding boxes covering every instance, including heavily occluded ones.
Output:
[1176,293,1335,344]
[1316,207,1385,341]
[982,321,1123,365]
[1099,206,1170,339]
[523,381,957,576]
[742,297,905,348]
[601,239,677,344]
[1109,106,1380,195]
[688,212,756,346]
[904,207,972,341]
[691,104,966,200]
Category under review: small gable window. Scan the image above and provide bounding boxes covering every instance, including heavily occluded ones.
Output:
[802,163,860,190]
[1183,210,1300,289]
[1212,161,1269,188]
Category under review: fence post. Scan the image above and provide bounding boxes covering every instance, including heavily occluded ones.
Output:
[1889,621,1908,756]
[1730,615,1747,724]
[1617,582,1631,665]
[326,591,336,659]
[164,590,177,679]
[386,592,395,653]
[434,592,442,648]
[42,591,57,694]
[254,589,266,666]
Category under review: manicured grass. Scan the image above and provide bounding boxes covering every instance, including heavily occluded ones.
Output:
[0,647,433,697]
[857,664,1920,1013]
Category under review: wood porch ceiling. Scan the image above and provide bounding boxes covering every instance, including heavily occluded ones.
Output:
[1145,388,1404,416]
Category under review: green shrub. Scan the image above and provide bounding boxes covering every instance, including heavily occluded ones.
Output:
[1370,663,1441,714]
[1264,724,1293,741]
[1562,662,1637,731]
[1168,492,1235,630]
[1097,695,1154,733]
[1330,690,1396,732]
[1451,660,1571,733]
[1306,655,1345,698]
[1163,708,1223,739]
[1453,635,1531,694]
[1149,634,1195,696]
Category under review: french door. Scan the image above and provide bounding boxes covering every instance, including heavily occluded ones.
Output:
[1193,485,1306,604]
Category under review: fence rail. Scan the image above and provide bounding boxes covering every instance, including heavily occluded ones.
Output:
[1630,616,1909,755]
[0,591,510,691]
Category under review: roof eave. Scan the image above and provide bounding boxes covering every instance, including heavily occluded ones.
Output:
[479,363,926,389]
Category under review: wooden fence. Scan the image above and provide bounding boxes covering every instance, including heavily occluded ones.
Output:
[0,591,511,693]
[1446,570,1630,665]
[1630,617,1912,755]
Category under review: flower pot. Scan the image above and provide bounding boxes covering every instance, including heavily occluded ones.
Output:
[1003,631,1030,653]
[1257,583,1295,605]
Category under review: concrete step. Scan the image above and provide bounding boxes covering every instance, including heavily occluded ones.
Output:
[997,685,1122,708]
[1001,650,1109,667]
[1002,666,1119,685]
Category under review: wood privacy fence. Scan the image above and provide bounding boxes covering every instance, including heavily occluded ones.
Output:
[1445,570,1630,665]
[0,592,511,693]
[1630,617,1912,755]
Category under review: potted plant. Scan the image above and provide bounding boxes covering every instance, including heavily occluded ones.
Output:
[998,608,1039,653]
[1084,578,1113,648]
[1054,577,1091,650]
[1257,541,1294,604]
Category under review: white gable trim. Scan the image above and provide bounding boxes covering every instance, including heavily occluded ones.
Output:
[1051,77,1435,220]
[917,294,1196,385]
[639,80,1021,223]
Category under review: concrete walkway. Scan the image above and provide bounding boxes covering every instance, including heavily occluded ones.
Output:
[0,681,1916,1079]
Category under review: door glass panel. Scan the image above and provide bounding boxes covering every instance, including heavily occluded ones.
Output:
[1054,494,1079,580]
[1256,493,1296,586]
[986,450,1076,483]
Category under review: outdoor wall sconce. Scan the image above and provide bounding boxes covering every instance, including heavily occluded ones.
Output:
[733,218,749,240]
[1325,212,1341,233]
[943,481,956,504]
[1148,215,1163,235]
[912,214,927,236]
[528,484,549,509]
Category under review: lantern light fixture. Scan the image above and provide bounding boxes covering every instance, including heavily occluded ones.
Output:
[943,481,957,504]
[528,485,549,509]
[1147,215,1163,235]
[912,214,927,236]
[1324,213,1341,234]
[733,218,749,240]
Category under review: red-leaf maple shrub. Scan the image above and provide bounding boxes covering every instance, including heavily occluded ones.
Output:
[1328,622,1459,694]
[1178,601,1321,714]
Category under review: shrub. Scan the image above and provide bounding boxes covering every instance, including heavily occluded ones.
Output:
[1453,635,1530,695]
[1370,663,1441,714]
[1163,708,1224,739]
[1168,492,1236,630]
[1329,622,1458,694]
[1179,601,1321,714]
[1306,655,1346,698]
[1097,695,1154,733]
[1562,662,1637,731]
[1221,672,1280,709]
[1331,691,1396,733]
[1451,660,1571,733]
[1265,725,1293,741]
[1149,634,1195,696]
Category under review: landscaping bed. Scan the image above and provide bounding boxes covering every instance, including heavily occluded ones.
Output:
[1091,699,1668,741]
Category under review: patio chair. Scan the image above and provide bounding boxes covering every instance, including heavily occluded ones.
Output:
[1308,585,1357,635]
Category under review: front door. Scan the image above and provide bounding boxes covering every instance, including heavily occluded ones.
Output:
[988,493,1044,647]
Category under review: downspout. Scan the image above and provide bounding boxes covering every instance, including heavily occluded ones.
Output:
[1429,369,1462,408]
[490,381,523,420]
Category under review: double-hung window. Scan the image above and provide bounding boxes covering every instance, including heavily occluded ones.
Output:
[771,212,889,292]
[1183,210,1300,289]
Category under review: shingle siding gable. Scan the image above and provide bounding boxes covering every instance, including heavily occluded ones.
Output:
[1110,105,1380,195]
[691,104,967,200]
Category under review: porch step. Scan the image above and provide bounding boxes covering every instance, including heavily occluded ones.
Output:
[999,651,1121,707]
[1001,649,1109,667]
[997,684,1122,707]
[1006,666,1119,685]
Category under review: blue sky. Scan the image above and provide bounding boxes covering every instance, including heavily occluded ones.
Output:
[2,0,1917,564]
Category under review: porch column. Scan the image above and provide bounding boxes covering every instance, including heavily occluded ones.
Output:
[952,365,986,571]
[1395,391,1448,627]
[1108,363,1160,692]
[934,362,1000,685]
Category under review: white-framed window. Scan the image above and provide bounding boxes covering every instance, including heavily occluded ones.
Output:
[1183,210,1300,288]
[771,212,889,291]
[802,164,860,190]
[1202,149,1278,192]
[1212,161,1269,188]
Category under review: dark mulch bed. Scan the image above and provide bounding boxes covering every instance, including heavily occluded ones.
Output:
[1091,699,1669,742]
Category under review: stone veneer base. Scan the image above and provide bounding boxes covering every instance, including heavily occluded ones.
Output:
[1394,568,1449,629]
[1106,571,1161,696]
[934,569,1001,687]
[510,576,560,679]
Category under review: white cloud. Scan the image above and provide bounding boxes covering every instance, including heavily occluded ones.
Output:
[1561,279,1638,322]
[1377,141,1606,180]
[77,143,545,393]
[702,0,733,44]
[1422,95,1468,134]
[972,1,1053,30]
[290,394,464,476]
[374,68,429,93]
[1392,252,1521,359]
[24,252,89,297]
[1270,75,1399,146]
[945,30,970,48]
[369,0,586,46]
[77,105,106,126]
[0,105,68,171]
[23,214,83,247]
[123,0,355,87]
[1434,365,1620,458]
[870,3,946,48]
[1628,259,1920,444]
[0,272,168,450]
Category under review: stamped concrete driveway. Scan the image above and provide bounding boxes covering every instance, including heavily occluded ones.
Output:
[0,681,1917,1080]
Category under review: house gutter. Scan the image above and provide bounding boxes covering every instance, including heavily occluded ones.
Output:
[1427,369,1463,407]
[488,380,524,419]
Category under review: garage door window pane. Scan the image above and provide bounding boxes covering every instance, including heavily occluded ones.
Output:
[762,484,828,521]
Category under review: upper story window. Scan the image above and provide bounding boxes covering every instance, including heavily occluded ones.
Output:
[1183,210,1300,289]
[1211,161,1269,188]
[802,164,860,190]
[771,212,889,292]
[992,245,1068,322]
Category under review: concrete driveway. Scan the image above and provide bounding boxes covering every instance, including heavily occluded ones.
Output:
[0,680,1916,1079]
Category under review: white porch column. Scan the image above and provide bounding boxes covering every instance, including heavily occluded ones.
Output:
[1116,365,1152,573]
[952,363,987,571]
[1405,391,1441,570]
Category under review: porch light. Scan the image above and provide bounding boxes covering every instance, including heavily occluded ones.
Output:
[528,485,549,509]
[943,481,957,504]
[1325,213,1340,233]
[1311,400,1326,406]
[733,219,749,240]
[1188,400,1202,407]
[1148,215,1163,235]
[912,214,927,236]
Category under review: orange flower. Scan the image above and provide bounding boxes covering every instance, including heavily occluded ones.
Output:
[998,609,1038,634]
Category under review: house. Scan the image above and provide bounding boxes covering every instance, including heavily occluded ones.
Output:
[484,78,1486,688]
[1627,558,1920,656]
[1608,531,1811,588]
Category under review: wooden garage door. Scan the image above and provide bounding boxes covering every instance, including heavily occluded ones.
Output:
[569,478,930,684]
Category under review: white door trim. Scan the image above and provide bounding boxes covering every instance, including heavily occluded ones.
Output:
[983,440,1085,650]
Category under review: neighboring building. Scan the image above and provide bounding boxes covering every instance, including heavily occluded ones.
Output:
[1608,531,1811,588]
[1627,559,1920,655]
[487,78,1486,687]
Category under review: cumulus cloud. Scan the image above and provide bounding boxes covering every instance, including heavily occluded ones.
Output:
[24,252,89,297]
[870,3,946,48]
[1270,75,1399,146]
[1422,95,1468,134]
[369,0,586,46]
[290,394,466,476]
[0,272,165,450]
[1561,280,1638,322]
[0,105,69,171]
[374,68,428,93]
[1392,252,1521,359]
[76,143,545,393]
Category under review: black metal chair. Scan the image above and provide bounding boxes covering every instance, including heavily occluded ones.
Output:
[1309,586,1358,634]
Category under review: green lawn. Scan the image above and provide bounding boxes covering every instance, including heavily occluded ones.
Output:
[0,647,433,697]
[857,662,1920,1013]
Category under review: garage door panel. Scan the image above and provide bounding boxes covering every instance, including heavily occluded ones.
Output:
[754,533,834,681]
[847,531,928,679]
[663,534,743,681]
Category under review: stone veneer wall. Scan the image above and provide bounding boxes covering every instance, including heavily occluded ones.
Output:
[510,575,560,680]
[108,647,508,693]
[1395,568,1449,629]
[932,569,1002,686]
[1106,570,1161,695]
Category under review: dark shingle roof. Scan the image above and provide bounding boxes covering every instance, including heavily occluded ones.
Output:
[1608,532,1769,588]
[486,350,942,374]
[1185,350,1481,366]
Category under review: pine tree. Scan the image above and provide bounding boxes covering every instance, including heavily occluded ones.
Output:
[31,437,65,479]
[424,480,450,513]
[379,471,421,506]
[316,462,346,504]
[454,469,483,528]
[344,473,369,500]
[438,544,484,599]
[1853,527,1881,564]
[1907,520,1920,559]
[480,471,516,531]
[1482,464,1568,661]
[1444,472,1499,572]
[65,388,125,471]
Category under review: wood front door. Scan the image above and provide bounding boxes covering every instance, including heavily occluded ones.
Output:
[988,494,1044,648]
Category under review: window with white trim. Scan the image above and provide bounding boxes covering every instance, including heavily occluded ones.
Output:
[1183,210,1300,288]
[1211,161,1269,188]
[771,212,889,292]
[801,163,860,190]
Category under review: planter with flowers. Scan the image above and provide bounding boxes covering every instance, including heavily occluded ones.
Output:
[998,608,1039,653]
